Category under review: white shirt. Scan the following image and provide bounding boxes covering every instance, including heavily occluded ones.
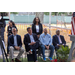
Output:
[13,35,18,46]
[36,25,39,32]
[29,34,35,43]
[57,35,65,46]
[57,35,62,44]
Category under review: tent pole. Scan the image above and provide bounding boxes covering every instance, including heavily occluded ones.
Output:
[49,12,51,34]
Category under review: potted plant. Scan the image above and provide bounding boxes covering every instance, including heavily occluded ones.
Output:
[57,45,70,62]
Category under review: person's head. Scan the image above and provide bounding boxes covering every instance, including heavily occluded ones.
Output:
[9,20,15,27]
[27,27,32,34]
[12,27,17,35]
[33,17,40,24]
[56,30,60,35]
[44,28,47,34]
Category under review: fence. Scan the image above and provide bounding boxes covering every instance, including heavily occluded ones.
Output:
[4,14,72,24]
[4,24,71,47]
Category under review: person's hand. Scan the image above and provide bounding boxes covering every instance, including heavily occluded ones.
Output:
[9,33,12,35]
[37,35,40,38]
[46,46,49,50]
[14,46,18,50]
[29,50,32,54]
[17,47,20,50]
[57,44,61,47]
[15,46,20,50]
[30,42,36,45]
[58,45,62,48]
[45,45,49,50]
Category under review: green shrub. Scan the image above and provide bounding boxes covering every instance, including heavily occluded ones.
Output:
[57,45,70,62]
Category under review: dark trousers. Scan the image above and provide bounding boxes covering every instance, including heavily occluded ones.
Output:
[29,42,39,62]
[55,44,68,50]
[40,44,54,59]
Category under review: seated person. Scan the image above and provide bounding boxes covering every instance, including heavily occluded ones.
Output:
[53,30,66,50]
[8,28,24,62]
[7,20,17,55]
[24,27,39,62]
[39,28,54,61]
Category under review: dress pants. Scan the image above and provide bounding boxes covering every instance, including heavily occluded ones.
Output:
[9,46,24,60]
[29,42,39,62]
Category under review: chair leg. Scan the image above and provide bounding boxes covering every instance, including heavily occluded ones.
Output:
[54,50,56,59]
[25,52,27,62]
[22,55,23,62]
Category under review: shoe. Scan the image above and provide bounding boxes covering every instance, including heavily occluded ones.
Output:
[48,57,53,61]
[36,60,38,62]
[15,58,21,62]
[43,58,46,61]
[11,59,14,62]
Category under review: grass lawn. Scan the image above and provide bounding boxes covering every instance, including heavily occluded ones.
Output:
[0,56,57,62]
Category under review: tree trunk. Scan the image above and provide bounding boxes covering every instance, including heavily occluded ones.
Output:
[35,12,44,23]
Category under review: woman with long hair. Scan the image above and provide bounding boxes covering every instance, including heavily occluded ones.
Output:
[7,20,17,36]
[32,17,43,38]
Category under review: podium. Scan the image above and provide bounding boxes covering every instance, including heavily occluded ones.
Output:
[68,35,75,61]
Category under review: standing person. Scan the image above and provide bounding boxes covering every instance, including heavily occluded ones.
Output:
[24,27,39,62]
[8,28,24,62]
[32,17,43,55]
[7,20,17,55]
[39,28,54,61]
[7,20,17,36]
[32,17,43,38]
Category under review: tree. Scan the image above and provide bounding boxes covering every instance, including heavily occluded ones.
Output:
[10,12,18,14]
[51,12,58,16]
[44,12,49,15]
[35,12,44,23]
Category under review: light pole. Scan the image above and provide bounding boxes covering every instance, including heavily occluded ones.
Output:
[49,12,51,34]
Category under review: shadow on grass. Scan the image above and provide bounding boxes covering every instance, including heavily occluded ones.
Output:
[0,57,52,62]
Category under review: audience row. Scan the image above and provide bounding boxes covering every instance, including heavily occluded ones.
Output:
[7,17,67,62]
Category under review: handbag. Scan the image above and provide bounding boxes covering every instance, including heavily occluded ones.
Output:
[27,54,34,62]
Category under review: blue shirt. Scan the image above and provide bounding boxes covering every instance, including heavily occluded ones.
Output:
[29,34,35,43]
[39,33,52,45]
[13,35,18,46]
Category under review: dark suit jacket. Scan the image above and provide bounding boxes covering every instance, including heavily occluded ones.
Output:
[8,34,22,47]
[53,35,66,47]
[24,33,39,52]
[32,23,43,35]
